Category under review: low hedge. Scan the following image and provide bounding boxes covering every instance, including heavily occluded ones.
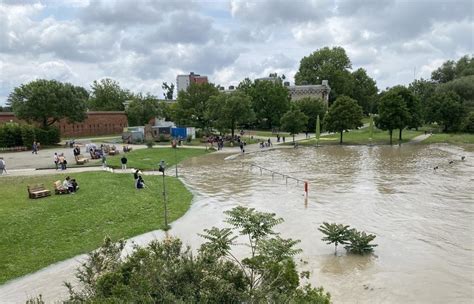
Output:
[0,123,60,148]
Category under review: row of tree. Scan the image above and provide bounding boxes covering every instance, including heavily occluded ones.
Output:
[5,47,473,139]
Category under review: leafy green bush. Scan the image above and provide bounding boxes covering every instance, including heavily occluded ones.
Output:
[319,222,377,255]
[344,229,378,254]
[64,207,331,303]
[20,125,36,146]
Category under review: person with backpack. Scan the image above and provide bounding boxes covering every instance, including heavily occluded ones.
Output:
[121,156,128,170]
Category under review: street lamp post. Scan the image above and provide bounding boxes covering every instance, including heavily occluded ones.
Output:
[159,160,168,229]
[174,146,178,177]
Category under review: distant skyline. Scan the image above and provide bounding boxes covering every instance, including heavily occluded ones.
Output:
[1,0,473,105]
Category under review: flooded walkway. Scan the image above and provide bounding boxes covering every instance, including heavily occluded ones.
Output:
[1,144,473,303]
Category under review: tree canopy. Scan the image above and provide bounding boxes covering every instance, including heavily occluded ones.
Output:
[173,82,219,129]
[88,78,129,111]
[8,79,88,128]
[237,78,290,129]
[431,55,474,83]
[351,68,378,114]
[280,107,308,142]
[207,91,255,138]
[126,93,170,126]
[295,46,355,101]
[294,97,327,133]
[375,90,410,144]
[323,95,363,144]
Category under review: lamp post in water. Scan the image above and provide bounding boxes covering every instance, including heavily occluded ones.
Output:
[158,160,168,230]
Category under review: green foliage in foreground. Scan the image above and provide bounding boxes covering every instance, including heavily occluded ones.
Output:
[64,207,331,303]
[319,222,377,255]
[0,172,192,284]
[107,147,209,170]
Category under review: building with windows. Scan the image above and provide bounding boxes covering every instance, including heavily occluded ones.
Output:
[176,72,208,92]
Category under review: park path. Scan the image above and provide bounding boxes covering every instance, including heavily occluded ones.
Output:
[408,133,432,144]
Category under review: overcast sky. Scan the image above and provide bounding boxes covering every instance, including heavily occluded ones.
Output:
[0,0,473,104]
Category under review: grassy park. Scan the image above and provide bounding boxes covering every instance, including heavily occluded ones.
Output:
[0,172,192,284]
[299,127,424,145]
[107,147,209,170]
[422,132,474,144]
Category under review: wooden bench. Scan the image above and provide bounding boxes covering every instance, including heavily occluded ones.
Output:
[75,154,89,165]
[108,149,119,156]
[27,184,51,199]
[54,180,69,195]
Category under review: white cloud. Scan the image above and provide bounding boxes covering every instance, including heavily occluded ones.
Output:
[0,0,473,104]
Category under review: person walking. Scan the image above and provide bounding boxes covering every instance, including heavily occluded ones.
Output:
[0,157,7,175]
[53,153,59,170]
[121,155,128,170]
[102,154,107,169]
[32,141,38,154]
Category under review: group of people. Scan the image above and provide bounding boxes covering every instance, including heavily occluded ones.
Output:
[53,152,68,170]
[62,176,79,193]
[32,141,40,154]
[276,134,286,143]
[134,169,145,189]
[260,138,273,148]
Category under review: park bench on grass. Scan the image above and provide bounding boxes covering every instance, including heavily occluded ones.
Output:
[27,184,51,199]
[54,180,69,195]
[75,154,89,165]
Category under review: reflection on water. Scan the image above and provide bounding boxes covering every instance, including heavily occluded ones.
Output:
[179,144,474,303]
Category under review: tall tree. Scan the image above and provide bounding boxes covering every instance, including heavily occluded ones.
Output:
[88,78,129,111]
[351,68,378,114]
[237,78,290,129]
[280,107,308,143]
[174,83,219,129]
[323,95,363,144]
[375,91,410,145]
[426,90,465,132]
[294,97,327,133]
[390,86,422,133]
[126,93,168,126]
[207,91,255,138]
[295,46,355,101]
[162,82,175,100]
[8,79,88,128]
[409,78,437,122]
[431,60,456,83]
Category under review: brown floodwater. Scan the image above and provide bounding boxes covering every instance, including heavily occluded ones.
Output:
[1,144,472,303]
[177,144,474,303]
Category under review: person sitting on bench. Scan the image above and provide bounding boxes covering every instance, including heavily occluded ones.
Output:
[63,176,78,193]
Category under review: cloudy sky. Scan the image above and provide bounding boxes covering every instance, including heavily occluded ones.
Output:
[0,0,473,104]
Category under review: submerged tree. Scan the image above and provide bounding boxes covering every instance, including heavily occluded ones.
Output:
[318,222,350,255]
[344,229,378,255]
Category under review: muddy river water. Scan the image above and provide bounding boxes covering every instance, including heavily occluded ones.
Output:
[177,144,474,303]
[0,144,472,303]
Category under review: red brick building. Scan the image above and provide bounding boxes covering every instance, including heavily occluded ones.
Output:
[0,111,128,137]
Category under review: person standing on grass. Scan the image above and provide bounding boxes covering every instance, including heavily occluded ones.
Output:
[121,155,128,170]
[0,157,7,175]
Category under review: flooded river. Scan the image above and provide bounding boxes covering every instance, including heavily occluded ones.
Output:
[1,144,472,303]
[177,144,474,303]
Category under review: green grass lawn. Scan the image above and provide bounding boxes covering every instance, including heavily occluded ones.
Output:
[107,147,210,170]
[299,127,424,145]
[0,171,192,284]
[422,132,474,144]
